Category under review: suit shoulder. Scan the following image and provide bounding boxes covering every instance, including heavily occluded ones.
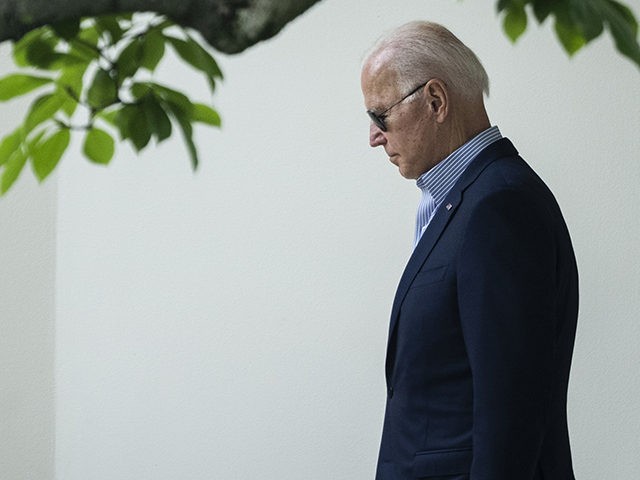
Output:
[468,154,554,203]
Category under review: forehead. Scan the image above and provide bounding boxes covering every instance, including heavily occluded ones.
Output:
[361,52,401,110]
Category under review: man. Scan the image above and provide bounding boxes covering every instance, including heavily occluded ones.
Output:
[361,22,579,479]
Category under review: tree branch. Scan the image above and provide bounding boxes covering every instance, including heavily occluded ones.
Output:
[0,0,324,53]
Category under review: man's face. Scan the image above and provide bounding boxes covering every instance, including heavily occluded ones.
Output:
[361,56,439,180]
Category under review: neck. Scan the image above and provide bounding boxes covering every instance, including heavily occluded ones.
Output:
[445,102,491,155]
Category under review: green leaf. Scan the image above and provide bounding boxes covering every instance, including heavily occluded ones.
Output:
[192,103,221,127]
[130,82,152,100]
[114,105,135,140]
[603,0,640,67]
[13,28,49,67]
[167,105,198,169]
[68,37,100,62]
[147,82,194,116]
[532,0,557,23]
[0,130,23,167]
[26,129,48,152]
[0,74,53,101]
[607,0,639,35]
[12,27,71,69]
[503,4,528,42]
[24,36,63,69]
[115,105,151,151]
[98,108,119,127]
[141,96,172,142]
[570,0,605,41]
[78,23,100,46]
[95,15,124,44]
[141,29,166,72]
[554,16,587,55]
[116,38,144,81]
[52,18,81,40]
[30,128,71,181]
[129,111,152,151]
[1,148,28,194]
[87,69,118,109]
[83,128,115,165]
[25,93,66,132]
[147,83,199,161]
[165,34,223,90]
[59,97,78,118]
[51,56,90,73]
[186,34,223,81]
[57,66,86,116]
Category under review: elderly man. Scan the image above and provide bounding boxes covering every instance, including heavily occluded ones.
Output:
[361,22,579,479]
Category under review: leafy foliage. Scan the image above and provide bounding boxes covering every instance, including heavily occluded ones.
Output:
[0,13,222,195]
[1,1,637,195]
[498,0,640,66]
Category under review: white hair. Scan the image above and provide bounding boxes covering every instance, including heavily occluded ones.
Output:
[365,21,490,100]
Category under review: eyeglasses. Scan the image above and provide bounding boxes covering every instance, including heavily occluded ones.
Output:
[366,81,429,132]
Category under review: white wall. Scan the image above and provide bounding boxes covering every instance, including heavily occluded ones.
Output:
[0,46,56,480]
[2,0,638,479]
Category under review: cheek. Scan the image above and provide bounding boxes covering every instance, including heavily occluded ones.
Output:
[406,135,427,160]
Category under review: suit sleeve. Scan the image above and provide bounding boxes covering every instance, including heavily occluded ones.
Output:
[457,187,557,479]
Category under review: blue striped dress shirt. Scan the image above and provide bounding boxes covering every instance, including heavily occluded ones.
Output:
[414,126,502,246]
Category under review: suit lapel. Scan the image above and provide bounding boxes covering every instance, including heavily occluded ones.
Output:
[386,138,519,352]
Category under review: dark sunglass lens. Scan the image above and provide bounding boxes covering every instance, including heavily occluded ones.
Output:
[367,111,387,132]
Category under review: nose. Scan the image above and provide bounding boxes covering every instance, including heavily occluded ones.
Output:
[369,123,387,148]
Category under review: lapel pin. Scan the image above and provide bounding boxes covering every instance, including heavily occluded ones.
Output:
[446,203,452,211]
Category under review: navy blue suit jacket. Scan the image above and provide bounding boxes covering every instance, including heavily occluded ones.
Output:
[376,138,578,480]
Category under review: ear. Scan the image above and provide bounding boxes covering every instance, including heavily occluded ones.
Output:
[425,79,449,123]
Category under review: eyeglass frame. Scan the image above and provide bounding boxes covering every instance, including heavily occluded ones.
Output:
[366,80,431,132]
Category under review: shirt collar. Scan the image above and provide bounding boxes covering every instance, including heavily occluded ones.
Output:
[416,126,502,205]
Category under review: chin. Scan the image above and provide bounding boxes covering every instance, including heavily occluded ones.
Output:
[398,167,418,180]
